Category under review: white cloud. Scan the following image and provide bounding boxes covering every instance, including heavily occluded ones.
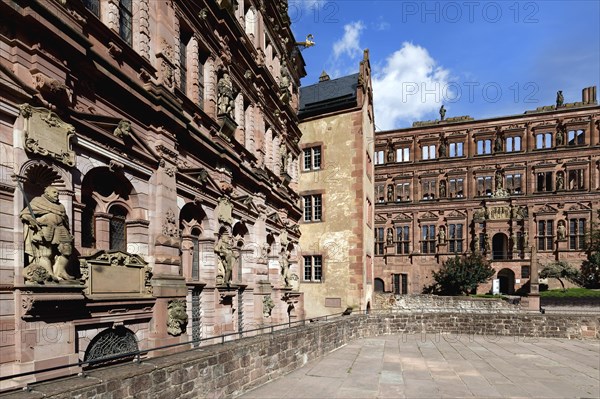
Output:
[372,43,452,130]
[333,21,365,60]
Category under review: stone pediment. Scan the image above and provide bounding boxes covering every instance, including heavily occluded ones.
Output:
[267,212,285,227]
[567,203,591,213]
[393,213,412,222]
[69,112,159,164]
[237,195,260,215]
[446,210,466,219]
[375,213,388,222]
[419,211,438,221]
[536,204,558,215]
[79,250,152,298]
[179,167,223,194]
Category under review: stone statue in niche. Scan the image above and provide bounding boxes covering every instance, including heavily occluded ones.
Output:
[167,299,188,336]
[217,72,234,118]
[439,180,447,198]
[215,233,237,285]
[438,227,446,244]
[557,220,566,240]
[494,133,503,153]
[386,139,394,163]
[556,125,565,146]
[495,169,503,190]
[512,232,518,252]
[386,228,394,245]
[387,185,394,202]
[523,231,529,248]
[280,250,291,287]
[280,142,288,174]
[556,172,564,191]
[439,136,447,158]
[20,186,75,283]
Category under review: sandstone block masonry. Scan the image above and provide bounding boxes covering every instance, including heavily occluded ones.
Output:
[2,313,598,399]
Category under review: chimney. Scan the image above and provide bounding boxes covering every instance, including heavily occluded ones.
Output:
[582,86,597,104]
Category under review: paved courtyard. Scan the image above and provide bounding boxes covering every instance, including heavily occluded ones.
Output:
[239,334,600,399]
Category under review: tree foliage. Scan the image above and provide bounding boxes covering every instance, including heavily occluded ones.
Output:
[581,220,600,288]
[539,261,581,291]
[424,252,495,296]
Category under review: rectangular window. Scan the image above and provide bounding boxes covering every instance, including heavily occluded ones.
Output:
[119,0,133,45]
[396,147,410,162]
[375,184,385,203]
[448,223,463,253]
[567,130,585,145]
[536,133,552,149]
[303,194,322,222]
[477,176,493,196]
[477,139,491,155]
[506,136,521,152]
[505,174,522,194]
[521,265,530,279]
[303,147,322,171]
[536,172,553,192]
[83,0,100,16]
[422,145,436,160]
[537,220,554,251]
[395,226,410,254]
[303,255,322,282]
[374,150,384,165]
[449,178,464,198]
[422,180,436,200]
[568,169,584,190]
[375,227,384,255]
[449,142,463,157]
[569,219,586,250]
[421,225,436,254]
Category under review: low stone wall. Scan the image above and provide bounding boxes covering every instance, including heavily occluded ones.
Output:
[2,312,598,399]
[373,293,521,313]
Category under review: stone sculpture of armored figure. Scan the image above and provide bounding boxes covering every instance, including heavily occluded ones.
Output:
[280,250,291,287]
[217,72,234,118]
[557,221,566,240]
[20,186,75,282]
[495,170,503,190]
[556,172,564,191]
[386,228,394,245]
[494,133,503,153]
[439,136,447,158]
[439,180,447,198]
[512,232,518,252]
[556,90,564,108]
[439,105,446,121]
[214,233,237,285]
[438,227,446,244]
[386,139,394,163]
[387,185,394,202]
[279,142,288,174]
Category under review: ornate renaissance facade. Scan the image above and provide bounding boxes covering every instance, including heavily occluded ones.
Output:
[0,0,306,390]
[374,87,600,295]
[298,52,375,317]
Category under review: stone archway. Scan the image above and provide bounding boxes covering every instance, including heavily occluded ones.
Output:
[492,233,508,260]
[374,278,385,292]
[497,268,515,295]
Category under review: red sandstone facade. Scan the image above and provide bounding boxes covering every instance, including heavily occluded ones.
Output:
[0,0,306,391]
[374,88,600,295]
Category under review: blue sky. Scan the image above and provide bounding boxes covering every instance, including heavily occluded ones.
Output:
[289,1,600,130]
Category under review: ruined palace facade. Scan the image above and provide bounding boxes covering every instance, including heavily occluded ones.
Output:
[298,53,376,317]
[0,0,305,390]
[374,88,600,295]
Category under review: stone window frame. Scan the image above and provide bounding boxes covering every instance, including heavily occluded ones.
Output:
[476,138,492,155]
[303,254,323,282]
[447,223,464,254]
[421,144,436,161]
[566,128,585,146]
[300,142,323,172]
[420,178,437,201]
[536,219,554,252]
[374,150,385,165]
[448,141,464,158]
[396,147,410,163]
[534,131,553,150]
[475,174,493,197]
[374,226,385,256]
[395,180,411,202]
[394,225,410,254]
[568,218,587,251]
[504,171,524,195]
[535,170,554,193]
[83,0,101,17]
[420,224,436,254]
[448,177,465,198]
[301,191,324,223]
[505,135,522,152]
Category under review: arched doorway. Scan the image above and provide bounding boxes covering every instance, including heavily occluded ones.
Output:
[497,268,515,294]
[374,278,385,292]
[492,233,508,260]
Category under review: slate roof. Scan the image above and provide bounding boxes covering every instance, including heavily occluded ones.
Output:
[298,73,359,118]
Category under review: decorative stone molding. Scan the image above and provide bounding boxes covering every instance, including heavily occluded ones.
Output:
[19,104,76,166]
[162,209,180,238]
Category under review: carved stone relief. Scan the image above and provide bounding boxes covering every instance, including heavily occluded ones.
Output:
[167,299,188,336]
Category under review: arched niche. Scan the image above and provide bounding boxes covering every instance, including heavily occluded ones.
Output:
[179,202,209,281]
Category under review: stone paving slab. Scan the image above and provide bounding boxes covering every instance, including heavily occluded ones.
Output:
[238,335,600,399]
